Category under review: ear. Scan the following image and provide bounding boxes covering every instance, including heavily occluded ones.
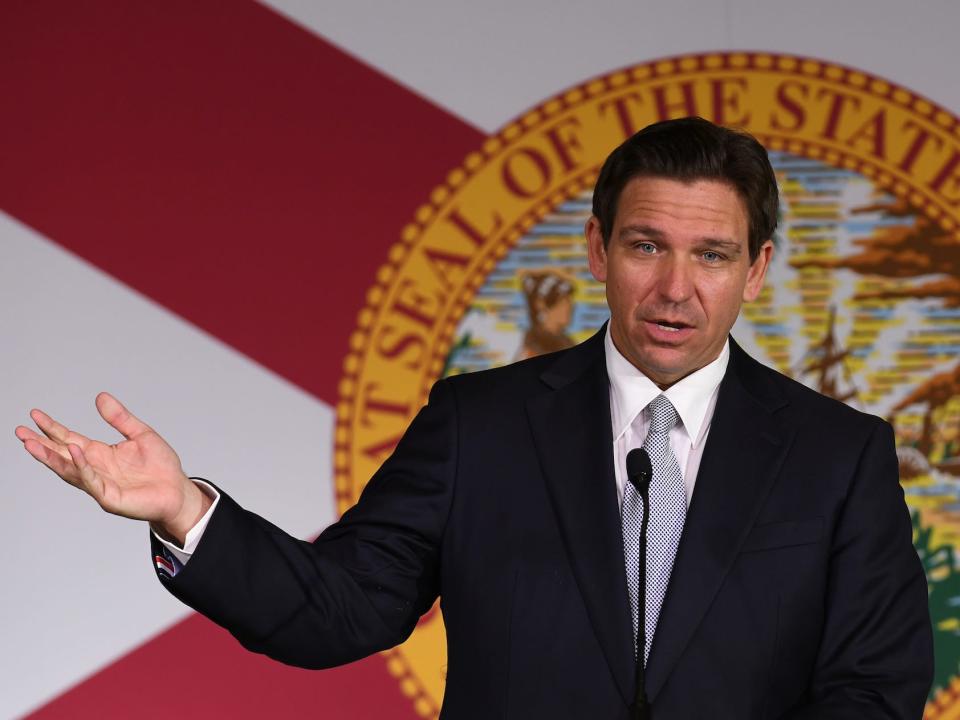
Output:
[585,216,608,283]
[743,240,773,302]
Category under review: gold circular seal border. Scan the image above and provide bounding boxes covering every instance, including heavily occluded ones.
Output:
[335,51,960,719]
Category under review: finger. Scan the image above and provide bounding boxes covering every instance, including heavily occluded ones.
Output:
[15,425,72,462]
[22,437,82,486]
[96,392,152,440]
[30,409,92,451]
[68,443,106,502]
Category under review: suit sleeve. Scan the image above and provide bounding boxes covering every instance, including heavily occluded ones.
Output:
[780,420,933,719]
[150,378,459,669]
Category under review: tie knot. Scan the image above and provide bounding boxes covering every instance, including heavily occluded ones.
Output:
[646,395,679,434]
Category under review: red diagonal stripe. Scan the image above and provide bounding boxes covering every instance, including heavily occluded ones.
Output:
[27,615,418,720]
[0,0,483,405]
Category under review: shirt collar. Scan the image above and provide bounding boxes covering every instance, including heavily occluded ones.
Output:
[604,323,729,445]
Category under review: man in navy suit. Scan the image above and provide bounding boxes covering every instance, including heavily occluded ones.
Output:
[17,117,933,718]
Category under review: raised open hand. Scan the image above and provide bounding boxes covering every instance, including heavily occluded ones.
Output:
[15,392,209,544]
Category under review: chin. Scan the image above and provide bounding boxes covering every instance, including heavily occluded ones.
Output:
[634,354,680,380]
[637,347,703,382]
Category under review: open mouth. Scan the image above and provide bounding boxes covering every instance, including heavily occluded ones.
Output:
[652,320,692,333]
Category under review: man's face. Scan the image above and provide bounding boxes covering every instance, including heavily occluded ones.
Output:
[586,176,773,388]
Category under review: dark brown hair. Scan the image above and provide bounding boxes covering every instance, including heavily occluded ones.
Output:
[591,116,779,261]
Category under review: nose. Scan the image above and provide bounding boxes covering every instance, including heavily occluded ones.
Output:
[656,255,694,303]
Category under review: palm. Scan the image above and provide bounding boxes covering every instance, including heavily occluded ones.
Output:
[15,392,191,525]
[80,431,185,521]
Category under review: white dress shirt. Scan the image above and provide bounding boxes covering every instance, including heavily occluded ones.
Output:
[605,325,729,509]
[153,479,220,566]
[157,328,730,566]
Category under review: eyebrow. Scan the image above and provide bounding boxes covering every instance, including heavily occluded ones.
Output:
[619,225,744,255]
[700,238,743,256]
[619,224,664,240]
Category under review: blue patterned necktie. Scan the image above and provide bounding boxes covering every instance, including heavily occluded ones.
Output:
[621,394,686,664]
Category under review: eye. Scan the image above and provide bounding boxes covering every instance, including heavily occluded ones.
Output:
[637,242,657,254]
[702,250,723,263]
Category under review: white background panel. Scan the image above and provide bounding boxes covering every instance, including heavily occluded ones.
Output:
[263,0,960,132]
[1,213,335,719]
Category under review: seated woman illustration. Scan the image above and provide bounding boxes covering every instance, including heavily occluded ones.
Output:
[516,269,576,360]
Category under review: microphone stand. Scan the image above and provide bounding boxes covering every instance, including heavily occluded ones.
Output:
[635,475,651,720]
[627,448,653,720]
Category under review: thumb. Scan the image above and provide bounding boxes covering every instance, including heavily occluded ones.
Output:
[95,392,152,441]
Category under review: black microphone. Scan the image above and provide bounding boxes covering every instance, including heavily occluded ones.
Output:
[626,448,653,720]
[626,447,652,492]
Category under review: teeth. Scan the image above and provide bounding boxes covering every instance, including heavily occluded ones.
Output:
[657,323,680,332]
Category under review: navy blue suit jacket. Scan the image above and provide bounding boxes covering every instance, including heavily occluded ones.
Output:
[155,328,933,718]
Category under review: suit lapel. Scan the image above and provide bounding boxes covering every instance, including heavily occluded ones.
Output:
[526,329,636,706]
[644,339,792,701]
